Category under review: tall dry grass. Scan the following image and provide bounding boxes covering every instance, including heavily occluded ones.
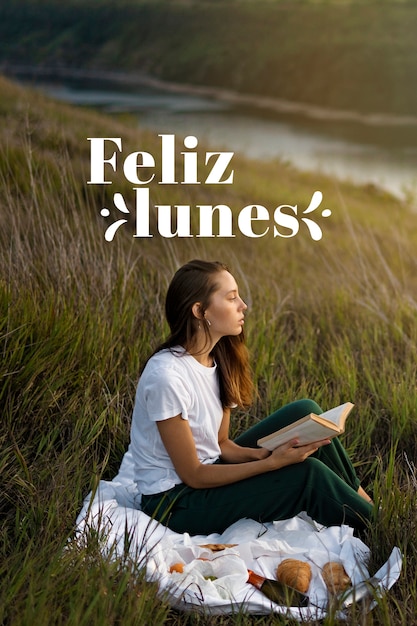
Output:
[1,74,417,624]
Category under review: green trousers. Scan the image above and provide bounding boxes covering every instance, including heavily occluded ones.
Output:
[141,399,373,535]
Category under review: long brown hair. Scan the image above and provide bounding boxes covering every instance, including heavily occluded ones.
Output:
[153,259,253,409]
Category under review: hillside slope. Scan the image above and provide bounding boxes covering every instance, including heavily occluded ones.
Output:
[0,0,416,117]
[1,73,417,626]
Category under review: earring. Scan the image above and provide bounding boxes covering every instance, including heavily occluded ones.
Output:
[198,321,201,330]
[205,318,211,327]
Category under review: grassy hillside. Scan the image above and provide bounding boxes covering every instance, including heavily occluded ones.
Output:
[1,74,417,624]
[1,0,417,116]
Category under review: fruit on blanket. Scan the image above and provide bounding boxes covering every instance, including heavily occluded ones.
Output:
[169,562,184,574]
[322,561,351,594]
[276,559,312,593]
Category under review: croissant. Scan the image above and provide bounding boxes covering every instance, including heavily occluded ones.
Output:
[276,558,312,594]
[322,561,351,594]
[198,543,237,551]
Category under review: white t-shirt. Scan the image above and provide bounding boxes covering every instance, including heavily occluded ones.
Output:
[130,347,224,495]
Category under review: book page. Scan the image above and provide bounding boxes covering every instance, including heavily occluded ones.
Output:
[257,403,354,450]
[319,402,353,426]
[258,417,341,451]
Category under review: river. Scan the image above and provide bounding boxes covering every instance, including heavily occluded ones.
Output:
[14,70,417,201]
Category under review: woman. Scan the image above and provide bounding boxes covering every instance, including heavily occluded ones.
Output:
[130,259,373,535]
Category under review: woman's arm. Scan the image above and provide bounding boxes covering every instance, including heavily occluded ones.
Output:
[156,414,331,489]
[217,408,269,463]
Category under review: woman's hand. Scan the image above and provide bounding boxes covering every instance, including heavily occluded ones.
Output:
[157,415,331,489]
[264,437,331,471]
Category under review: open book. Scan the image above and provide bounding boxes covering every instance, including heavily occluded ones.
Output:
[257,402,354,450]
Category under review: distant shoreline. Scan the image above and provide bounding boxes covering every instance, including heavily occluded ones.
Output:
[3,64,417,129]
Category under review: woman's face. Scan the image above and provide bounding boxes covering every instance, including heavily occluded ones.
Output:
[203,271,247,339]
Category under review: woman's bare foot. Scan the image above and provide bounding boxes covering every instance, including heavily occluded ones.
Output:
[357,485,373,504]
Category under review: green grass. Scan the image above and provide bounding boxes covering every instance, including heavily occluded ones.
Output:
[1,74,417,624]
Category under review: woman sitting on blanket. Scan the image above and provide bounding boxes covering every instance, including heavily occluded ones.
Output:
[130,259,374,535]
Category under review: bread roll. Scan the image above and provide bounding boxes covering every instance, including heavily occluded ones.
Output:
[276,558,312,593]
[322,561,351,594]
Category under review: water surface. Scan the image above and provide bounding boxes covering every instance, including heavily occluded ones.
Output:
[21,73,417,200]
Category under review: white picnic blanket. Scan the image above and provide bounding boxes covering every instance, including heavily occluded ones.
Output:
[75,446,402,620]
